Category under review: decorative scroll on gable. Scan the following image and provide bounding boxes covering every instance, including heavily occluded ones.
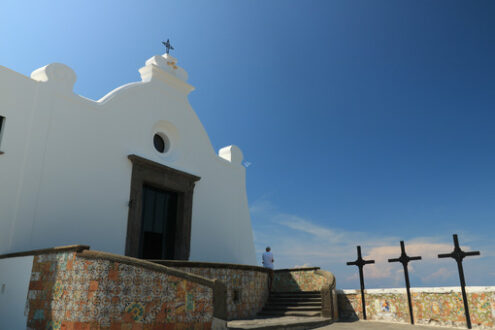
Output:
[30,63,76,93]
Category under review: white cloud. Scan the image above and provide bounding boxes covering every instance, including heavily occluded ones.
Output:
[249,197,276,215]
[249,197,495,289]
[422,267,454,282]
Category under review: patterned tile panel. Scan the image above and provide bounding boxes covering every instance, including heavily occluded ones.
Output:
[338,290,495,329]
[173,267,269,320]
[468,292,495,328]
[366,293,409,323]
[26,252,214,329]
[337,292,362,320]
[272,270,329,292]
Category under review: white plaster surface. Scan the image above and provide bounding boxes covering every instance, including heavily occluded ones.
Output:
[0,53,256,265]
[0,256,33,329]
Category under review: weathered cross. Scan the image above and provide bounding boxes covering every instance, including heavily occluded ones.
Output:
[162,39,174,54]
[388,241,421,325]
[346,246,375,320]
[438,234,480,329]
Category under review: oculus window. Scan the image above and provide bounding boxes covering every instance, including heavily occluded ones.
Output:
[153,133,170,154]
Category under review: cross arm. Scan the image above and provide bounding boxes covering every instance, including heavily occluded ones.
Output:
[388,255,421,263]
[438,252,453,258]
[438,250,480,259]
[347,259,374,266]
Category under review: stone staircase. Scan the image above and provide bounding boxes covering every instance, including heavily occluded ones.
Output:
[257,291,322,317]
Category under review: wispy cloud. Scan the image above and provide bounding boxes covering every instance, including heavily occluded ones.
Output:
[250,198,495,289]
[422,267,454,283]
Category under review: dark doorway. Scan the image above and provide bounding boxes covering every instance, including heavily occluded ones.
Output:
[126,155,200,260]
[140,185,178,259]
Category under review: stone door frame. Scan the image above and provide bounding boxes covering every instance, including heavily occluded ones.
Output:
[125,154,200,260]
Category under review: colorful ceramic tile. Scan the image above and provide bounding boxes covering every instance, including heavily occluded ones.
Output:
[26,252,214,328]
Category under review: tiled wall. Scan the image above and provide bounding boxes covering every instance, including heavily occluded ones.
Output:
[26,252,214,329]
[338,287,495,329]
[171,267,269,320]
[273,269,329,292]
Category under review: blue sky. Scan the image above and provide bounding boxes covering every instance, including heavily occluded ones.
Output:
[1,1,494,289]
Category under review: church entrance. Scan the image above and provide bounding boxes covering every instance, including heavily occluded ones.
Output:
[125,155,200,260]
[140,185,178,259]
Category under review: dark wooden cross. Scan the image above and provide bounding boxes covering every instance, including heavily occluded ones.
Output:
[347,245,375,320]
[162,39,174,54]
[388,241,421,325]
[438,234,480,329]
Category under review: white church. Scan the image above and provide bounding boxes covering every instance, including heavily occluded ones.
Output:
[0,48,256,265]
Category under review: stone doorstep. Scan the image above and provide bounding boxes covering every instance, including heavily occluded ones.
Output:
[227,316,333,330]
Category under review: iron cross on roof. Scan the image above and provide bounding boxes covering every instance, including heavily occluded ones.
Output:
[162,39,174,54]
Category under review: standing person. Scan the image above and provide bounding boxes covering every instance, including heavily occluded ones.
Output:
[262,246,274,291]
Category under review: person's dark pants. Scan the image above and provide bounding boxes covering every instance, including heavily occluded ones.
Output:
[268,269,274,291]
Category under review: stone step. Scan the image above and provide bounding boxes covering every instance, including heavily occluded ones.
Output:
[268,297,322,303]
[271,291,320,296]
[257,310,322,317]
[270,293,321,296]
[262,306,321,312]
[268,296,321,300]
[272,291,320,294]
[265,301,321,307]
[256,290,323,321]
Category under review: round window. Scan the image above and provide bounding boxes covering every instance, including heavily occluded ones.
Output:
[153,133,168,153]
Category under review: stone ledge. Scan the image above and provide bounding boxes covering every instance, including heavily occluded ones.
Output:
[151,259,271,273]
[0,244,90,259]
[274,267,320,273]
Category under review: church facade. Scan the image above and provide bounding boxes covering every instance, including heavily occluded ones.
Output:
[0,52,256,265]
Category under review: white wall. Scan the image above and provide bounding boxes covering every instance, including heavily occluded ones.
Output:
[0,256,33,329]
[0,54,256,265]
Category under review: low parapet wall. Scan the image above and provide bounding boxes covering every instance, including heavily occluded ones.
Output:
[337,287,495,329]
[0,245,226,329]
[273,267,327,292]
[152,260,270,320]
[0,245,342,326]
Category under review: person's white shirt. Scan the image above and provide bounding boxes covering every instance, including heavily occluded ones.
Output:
[262,251,274,269]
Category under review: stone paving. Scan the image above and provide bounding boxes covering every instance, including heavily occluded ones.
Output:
[316,320,459,329]
[227,316,331,329]
[228,317,460,329]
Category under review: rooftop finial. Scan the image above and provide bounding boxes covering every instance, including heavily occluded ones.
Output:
[162,39,174,54]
